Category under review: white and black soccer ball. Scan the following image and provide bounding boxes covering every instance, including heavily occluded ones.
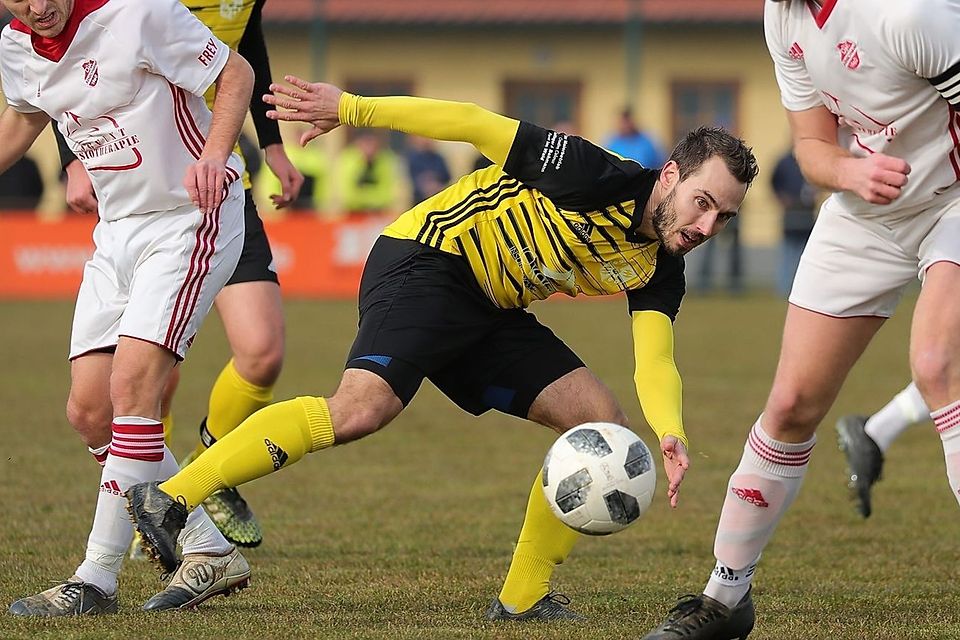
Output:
[541,422,656,535]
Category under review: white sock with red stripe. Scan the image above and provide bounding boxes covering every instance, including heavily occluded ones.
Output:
[704,417,815,608]
[74,417,165,595]
[933,400,960,505]
[865,382,929,452]
[158,446,233,556]
[88,443,109,466]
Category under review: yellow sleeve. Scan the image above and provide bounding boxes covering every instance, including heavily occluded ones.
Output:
[338,92,520,167]
[632,310,688,449]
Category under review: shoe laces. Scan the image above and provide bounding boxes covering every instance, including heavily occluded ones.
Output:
[53,582,84,607]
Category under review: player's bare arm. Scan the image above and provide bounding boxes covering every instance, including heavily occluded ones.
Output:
[187,49,254,214]
[788,106,910,206]
[0,108,49,174]
[631,310,690,508]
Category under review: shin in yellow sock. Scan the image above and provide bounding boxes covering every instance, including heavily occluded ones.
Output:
[191,358,275,460]
[162,396,334,510]
[498,469,580,613]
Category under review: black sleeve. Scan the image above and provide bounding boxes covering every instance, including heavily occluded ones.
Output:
[237,0,281,148]
[502,121,653,212]
[51,123,78,171]
[626,247,685,321]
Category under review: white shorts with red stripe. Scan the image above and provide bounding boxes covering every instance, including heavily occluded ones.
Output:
[790,182,960,317]
[69,180,244,360]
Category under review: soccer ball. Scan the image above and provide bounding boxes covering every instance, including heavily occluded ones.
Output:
[541,422,656,535]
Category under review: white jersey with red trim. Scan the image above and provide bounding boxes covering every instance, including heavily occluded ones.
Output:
[0,0,244,221]
[765,0,960,215]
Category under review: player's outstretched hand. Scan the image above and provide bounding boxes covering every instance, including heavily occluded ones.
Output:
[184,156,227,215]
[264,76,342,146]
[659,435,690,509]
[844,153,911,205]
[263,143,305,209]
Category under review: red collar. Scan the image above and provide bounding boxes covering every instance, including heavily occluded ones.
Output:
[10,0,111,63]
[808,0,839,29]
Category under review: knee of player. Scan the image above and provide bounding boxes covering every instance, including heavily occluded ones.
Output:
[65,397,111,446]
[763,384,825,433]
[911,349,953,399]
[234,348,285,387]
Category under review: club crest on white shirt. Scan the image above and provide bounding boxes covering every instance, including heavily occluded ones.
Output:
[837,40,861,70]
[82,59,99,87]
[220,0,243,19]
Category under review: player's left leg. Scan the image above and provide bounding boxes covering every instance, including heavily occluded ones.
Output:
[183,192,284,548]
[911,261,960,505]
[491,367,629,622]
[187,279,285,548]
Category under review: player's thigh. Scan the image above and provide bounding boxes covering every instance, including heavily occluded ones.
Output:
[429,309,592,425]
[214,280,284,374]
[764,304,884,440]
[528,367,627,433]
[790,198,917,316]
[911,204,960,400]
[120,187,244,360]
[346,236,501,407]
[911,262,960,403]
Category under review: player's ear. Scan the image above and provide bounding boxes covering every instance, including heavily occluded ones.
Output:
[658,160,680,191]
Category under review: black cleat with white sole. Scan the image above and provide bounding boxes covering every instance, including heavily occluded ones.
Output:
[126,481,187,574]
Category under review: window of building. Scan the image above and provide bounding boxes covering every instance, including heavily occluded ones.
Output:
[670,81,740,146]
[504,80,582,134]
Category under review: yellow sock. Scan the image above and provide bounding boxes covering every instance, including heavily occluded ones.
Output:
[161,414,174,447]
[498,469,580,613]
[191,358,274,459]
[162,396,334,510]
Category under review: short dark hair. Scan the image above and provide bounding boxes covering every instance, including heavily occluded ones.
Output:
[669,126,759,188]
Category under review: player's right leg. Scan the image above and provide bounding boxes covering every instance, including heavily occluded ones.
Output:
[641,307,883,640]
[835,381,928,518]
[127,370,402,573]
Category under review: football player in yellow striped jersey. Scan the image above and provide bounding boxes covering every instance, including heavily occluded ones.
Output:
[54,0,303,554]
[128,79,758,621]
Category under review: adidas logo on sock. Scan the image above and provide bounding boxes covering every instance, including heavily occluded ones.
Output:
[264,438,289,471]
[730,487,769,508]
[100,479,123,496]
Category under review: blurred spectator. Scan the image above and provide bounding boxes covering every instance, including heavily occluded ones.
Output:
[771,147,817,296]
[0,155,44,211]
[335,131,405,215]
[604,107,666,168]
[696,216,743,295]
[405,136,451,204]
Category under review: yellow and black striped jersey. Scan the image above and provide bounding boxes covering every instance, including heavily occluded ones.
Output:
[384,122,685,318]
[184,0,279,188]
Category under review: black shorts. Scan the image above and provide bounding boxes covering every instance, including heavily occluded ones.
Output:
[346,236,584,418]
[226,190,279,286]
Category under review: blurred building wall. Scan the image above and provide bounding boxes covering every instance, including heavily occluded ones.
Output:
[264,22,786,250]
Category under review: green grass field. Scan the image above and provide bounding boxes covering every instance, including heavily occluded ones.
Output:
[1,295,957,640]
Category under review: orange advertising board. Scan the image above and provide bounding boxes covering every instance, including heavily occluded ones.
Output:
[0,213,388,299]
